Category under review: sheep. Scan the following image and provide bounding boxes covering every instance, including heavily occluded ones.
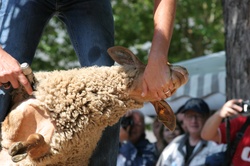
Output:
[0,46,188,166]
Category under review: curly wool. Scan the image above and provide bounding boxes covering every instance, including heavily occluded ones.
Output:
[21,65,144,165]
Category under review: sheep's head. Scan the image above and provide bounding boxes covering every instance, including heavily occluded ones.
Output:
[108,46,188,131]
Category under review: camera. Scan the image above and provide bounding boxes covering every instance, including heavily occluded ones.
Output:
[239,100,250,116]
[121,116,134,129]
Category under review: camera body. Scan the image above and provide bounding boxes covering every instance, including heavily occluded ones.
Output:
[121,116,134,129]
[239,100,250,116]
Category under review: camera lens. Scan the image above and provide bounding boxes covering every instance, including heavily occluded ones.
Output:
[240,100,250,116]
[121,116,133,129]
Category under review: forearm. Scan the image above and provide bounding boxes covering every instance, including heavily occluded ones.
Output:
[141,0,177,99]
[202,99,243,142]
[201,111,223,143]
[150,0,176,61]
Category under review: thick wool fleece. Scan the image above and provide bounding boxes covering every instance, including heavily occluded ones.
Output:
[9,65,143,166]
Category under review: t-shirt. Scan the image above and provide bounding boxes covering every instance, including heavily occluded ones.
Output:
[219,116,250,166]
[185,139,195,163]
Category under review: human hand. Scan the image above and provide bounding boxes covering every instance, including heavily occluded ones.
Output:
[119,126,130,142]
[0,47,33,95]
[218,99,243,118]
[119,111,133,142]
[142,57,173,101]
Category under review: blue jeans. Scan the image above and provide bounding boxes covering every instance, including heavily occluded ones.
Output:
[0,0,119,165]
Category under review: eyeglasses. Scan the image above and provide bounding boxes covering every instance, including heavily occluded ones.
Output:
[185,114,204,120]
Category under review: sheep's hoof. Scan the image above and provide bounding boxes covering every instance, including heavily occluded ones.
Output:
[8,142,24,156]
[8,142,28,162]
[12,153,28,162]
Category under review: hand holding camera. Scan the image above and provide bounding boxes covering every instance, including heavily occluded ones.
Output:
[218,99,250,118]
[121,116,134,130]
[119,116,134,142]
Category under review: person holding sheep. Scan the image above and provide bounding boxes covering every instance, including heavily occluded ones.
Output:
[0,46,188,165]
[0,0,177,165]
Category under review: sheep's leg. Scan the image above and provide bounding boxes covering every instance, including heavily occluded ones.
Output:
[9,133,50,162]
[8,141,27,162]
[1,99,55,163]
[151,100,176,131]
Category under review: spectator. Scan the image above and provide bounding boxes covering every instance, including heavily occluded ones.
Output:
[117,110,157,166]
[152,118,168,160]
[162,119,184,144]
[201,99,250,166]
[156,98,225,166]
[153,114,184,160]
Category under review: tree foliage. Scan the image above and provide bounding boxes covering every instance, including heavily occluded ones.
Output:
[33,18,76,71]
[32,0,224,70]
[172,0,224,61]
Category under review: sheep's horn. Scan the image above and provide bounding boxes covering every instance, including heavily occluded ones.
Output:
[150,100,176,131]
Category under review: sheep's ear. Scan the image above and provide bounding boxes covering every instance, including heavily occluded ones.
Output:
[151,100,176,131]
[107,46,144,67]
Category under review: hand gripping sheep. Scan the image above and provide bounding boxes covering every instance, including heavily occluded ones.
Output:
[0,46,188,166]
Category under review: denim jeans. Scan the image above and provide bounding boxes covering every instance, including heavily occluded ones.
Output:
[0,0,119,165]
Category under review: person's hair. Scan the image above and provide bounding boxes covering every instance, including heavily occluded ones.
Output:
[175,118,185,135]
[175,105,186,133]
[159,124,169,146]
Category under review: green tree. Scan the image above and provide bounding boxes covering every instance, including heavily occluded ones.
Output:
[33,18,77,71]
[111,0,154,62]
[112,0,224,63]
[171,0,224,61]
